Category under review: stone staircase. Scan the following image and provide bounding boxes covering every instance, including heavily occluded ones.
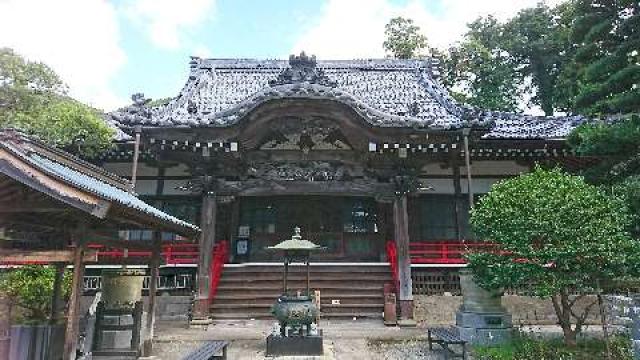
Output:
[210,263,392,320]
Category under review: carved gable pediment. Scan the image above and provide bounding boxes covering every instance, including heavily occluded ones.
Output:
[258,116,353,151]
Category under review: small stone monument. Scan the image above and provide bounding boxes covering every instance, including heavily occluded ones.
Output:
[456,269,512,345]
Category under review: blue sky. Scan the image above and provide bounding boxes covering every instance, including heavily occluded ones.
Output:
[0,0,560,111]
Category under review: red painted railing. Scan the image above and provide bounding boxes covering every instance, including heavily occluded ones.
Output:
[409,241,496,264]
[208,240,228,305]
[385,241,399,292]
[88,242,200,265]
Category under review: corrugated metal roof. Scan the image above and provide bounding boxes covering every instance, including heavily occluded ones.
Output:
[29,154,198,232]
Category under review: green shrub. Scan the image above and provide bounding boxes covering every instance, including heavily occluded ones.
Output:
[473,335,633,360]
[0,265,71,323]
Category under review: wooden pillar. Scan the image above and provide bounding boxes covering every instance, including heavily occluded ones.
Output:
[228,196,240,263]
[130,125,142,188]
[193,191,217,320]
[462,128,474,209]
[393,195,414,324]
[50,263,66,324]
[63,235,86,360]
[0,292,11,360]
[451,152,463,241]
[142,231,161,356]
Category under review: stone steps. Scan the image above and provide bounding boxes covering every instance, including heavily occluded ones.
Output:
[210,264,392,320]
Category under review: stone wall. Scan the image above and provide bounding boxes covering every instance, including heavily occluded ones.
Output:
[414,295,603,326]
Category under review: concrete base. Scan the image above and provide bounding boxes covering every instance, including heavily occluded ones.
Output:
[456,311,512,345]
[397,319,417,327]
[189,317,213,329]
[265,334,323,356]
[399,300,414,321]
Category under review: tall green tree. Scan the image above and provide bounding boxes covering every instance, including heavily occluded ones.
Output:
[383,17,428,59]
[569,114,640,235]
[441,16,521,111]
[0,48,113,157]
[560,0,640,115]
[502,3,575,115]
[468,167,638,346]
[441,3,574,115]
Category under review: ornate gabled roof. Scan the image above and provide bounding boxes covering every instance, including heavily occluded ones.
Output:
[108,53,587,140]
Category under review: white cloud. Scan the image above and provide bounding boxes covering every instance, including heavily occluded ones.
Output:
[0,0,126,111]
[292,0,565,58]
[123,0,216,50]
[193,44,213,58]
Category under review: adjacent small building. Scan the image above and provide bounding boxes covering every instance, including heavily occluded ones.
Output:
[0,128,199,358]
[101,53,593,320]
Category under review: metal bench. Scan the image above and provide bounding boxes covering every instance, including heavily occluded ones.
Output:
[427,327,467,359]
[181,340,229,360]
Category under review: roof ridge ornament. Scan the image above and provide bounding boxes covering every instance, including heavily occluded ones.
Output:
[269,51,337,87]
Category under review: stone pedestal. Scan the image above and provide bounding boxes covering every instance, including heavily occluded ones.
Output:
[266,334,323,356]
[456,269,512,345]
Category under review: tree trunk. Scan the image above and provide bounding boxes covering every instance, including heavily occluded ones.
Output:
[551,291,578,347]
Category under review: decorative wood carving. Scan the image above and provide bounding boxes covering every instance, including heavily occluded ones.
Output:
[248,161,353,182]
[259,116,352,151]
[269,52,337,87]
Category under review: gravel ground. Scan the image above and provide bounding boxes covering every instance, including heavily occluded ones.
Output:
[152,338,446,360]
[370,339,447,360]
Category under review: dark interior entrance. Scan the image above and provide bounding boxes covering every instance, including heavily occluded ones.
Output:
[233,196,384,262]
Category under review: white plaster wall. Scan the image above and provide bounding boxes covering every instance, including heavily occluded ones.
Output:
[462,160,530,176]
[162,180,191,195]
[163,164,191,176]
[134,180,157,195]
[102,162,158,177]
[421,160,530,176]
[420,178,502,195]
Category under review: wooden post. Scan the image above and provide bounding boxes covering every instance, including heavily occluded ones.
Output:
[63,235,86,360]
[462,128,474,209]
[130,125,142,188]
[228,197,240,263]
[142,231,161,356]
[451,152,463,241]
[393,195,415,325]
[0,293,11,360]
[193,191,217,321]
[50,263,66,324]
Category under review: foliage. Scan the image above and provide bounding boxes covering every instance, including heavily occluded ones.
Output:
[441,3,574,115]
[474,334,632,360]
[440,16,521,112]
[559,0,640,115]
[0,48,113,157]
[467,166,638,345]
[568,114,640,235]
[383,17,428,59]
[0,266,71,323]
[502,3,575,115]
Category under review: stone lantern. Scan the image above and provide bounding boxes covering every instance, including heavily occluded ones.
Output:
[265,227,324,356]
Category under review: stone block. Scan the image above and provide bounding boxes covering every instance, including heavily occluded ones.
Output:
[265,334,323,356]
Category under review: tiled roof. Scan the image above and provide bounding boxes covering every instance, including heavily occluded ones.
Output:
[0,129,199,234]
[108,54,585,140]
[478,112,588,139]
